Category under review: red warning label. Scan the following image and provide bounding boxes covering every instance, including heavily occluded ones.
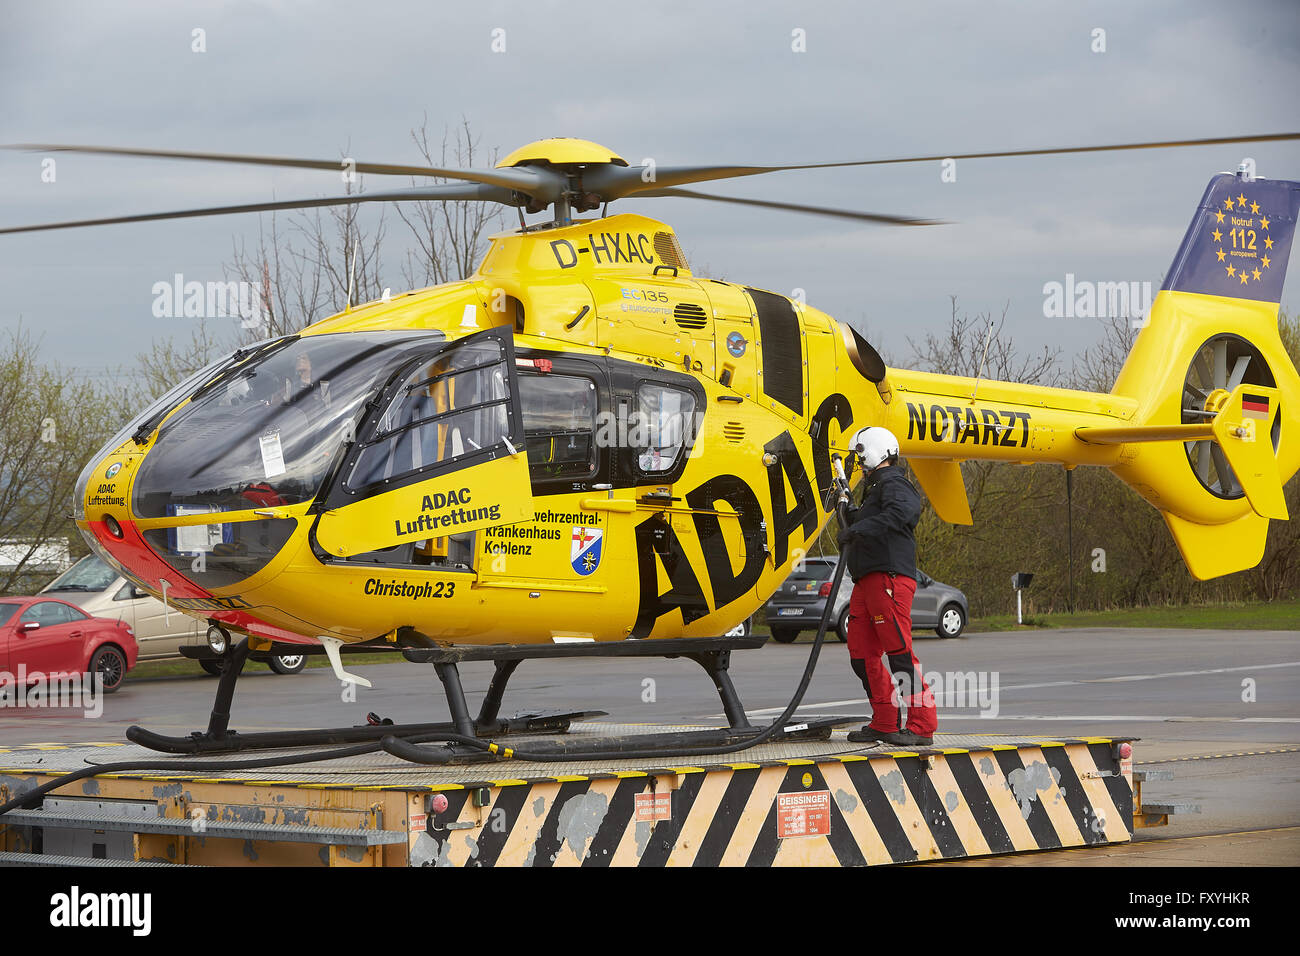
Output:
[635,791,671,823]
[777,790,831,839]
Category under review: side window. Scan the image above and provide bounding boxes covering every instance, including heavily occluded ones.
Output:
[60,604,88,622]
[519,373,597,480]
[635,383,696,474]
[346,339,511,490]
[19,604,44,625]
[22,601,80,625]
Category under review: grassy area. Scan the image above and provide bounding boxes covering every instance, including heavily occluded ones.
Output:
[968,599,1300,632]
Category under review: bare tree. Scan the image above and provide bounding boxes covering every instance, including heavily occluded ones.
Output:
[397,115,505,288]
[226,165,388,341]
[908,296,1062,387]
[905,298,1063,527]
[1071,314,1138,393]
[134,318,224,402]
[135,121,505,402]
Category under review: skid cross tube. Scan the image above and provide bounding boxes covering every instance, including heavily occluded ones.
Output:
[434,662,476,738]
[127,635,767,756]
[682,649,751,729]
[401,635,767,733]
[206,637,250,741]
[477,658,522,730]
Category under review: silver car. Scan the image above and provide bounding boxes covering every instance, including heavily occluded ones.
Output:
[763,557,969,643]
[40,555,306,675]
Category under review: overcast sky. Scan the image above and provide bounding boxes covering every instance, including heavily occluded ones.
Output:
[2,0,1298,387]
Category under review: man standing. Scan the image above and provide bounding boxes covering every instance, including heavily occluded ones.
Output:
[837,426,937,746]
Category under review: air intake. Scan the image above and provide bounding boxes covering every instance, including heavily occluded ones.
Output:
[673,302,708,330]
[723,422,745,443]
[654,232,689,271]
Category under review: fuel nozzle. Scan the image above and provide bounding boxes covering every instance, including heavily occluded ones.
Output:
[831,446,866,528]
[830,453,853,523]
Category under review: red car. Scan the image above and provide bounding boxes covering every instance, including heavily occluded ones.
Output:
[0,596,139,693]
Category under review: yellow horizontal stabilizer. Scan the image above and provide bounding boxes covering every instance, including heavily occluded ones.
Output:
[1212,384,1288,520]
[909,458,972,525]
[1075,423,1214,444]
[1164,510,1269,581]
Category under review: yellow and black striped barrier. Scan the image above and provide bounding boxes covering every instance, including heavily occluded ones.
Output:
[0,736,1136,866]
[412,738,1135,866]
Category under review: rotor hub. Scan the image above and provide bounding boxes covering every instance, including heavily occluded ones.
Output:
[496,138,628,170]
[1203,387,1230,414]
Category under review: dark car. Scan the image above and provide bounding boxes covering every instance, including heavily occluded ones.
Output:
[762,557,969,642]
[0,596,140,693]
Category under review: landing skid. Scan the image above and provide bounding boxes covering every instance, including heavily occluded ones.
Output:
[125,712,606,756]
[126,634,807,763]
[382,716,854,765]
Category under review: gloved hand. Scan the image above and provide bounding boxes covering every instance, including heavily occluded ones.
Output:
[836,527,854,548]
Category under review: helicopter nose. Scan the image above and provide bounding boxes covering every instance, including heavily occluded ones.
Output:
[77,444,198,600]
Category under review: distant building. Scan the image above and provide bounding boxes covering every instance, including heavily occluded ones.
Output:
[0,538,72,575]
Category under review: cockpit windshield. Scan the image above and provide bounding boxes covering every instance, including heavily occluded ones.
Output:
[132,330,445,519]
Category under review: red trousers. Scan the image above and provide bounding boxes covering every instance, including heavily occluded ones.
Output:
[845,572,937,736]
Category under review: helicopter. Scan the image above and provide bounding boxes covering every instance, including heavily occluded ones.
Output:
[1,133,1298,758]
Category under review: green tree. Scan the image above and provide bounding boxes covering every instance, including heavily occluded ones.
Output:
[0,326,121,594]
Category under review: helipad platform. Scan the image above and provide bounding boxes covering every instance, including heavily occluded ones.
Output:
[0,725,1137,867]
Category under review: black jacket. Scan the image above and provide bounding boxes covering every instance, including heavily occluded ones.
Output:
[844,466,921,582]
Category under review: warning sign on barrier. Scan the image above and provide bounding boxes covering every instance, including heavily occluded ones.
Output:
[777,790,831,838]
[635,791,671,823]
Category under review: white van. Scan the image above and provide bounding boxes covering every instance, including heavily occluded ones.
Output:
[41,555,306,675]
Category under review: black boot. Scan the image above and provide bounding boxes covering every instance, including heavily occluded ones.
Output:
[873,729,933,747]
[845,725,889,744]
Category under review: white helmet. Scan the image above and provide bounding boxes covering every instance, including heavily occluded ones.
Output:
[851,426,900,470]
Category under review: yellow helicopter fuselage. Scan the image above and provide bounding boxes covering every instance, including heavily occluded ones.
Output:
[76,191,1299,649]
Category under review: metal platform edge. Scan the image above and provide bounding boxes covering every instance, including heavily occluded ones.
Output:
[1,733,1141,867]
[0,733,1138,794]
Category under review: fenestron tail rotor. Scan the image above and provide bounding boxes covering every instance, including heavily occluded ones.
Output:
[1181,334,1279,498]
[3,131,1298,235]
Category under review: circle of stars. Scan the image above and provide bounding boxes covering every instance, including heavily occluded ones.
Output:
[1212,191,1273,286]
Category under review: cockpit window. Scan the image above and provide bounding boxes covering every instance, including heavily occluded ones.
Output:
[74,347,250,522]
[345,338,513,491]
[132,331,443,519]
[635,382,696,473]
[519,373,598,480]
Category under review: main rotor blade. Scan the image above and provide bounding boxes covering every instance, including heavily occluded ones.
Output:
[1,143,555,196]
[637,187,946,226]
[589,132,1300,200]
[0,183,515,235]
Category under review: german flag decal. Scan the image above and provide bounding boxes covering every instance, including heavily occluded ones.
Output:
[1242,392,1271,419]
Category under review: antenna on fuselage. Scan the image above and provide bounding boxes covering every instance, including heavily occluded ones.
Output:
[345,239,359,312]
[969,315,996,404]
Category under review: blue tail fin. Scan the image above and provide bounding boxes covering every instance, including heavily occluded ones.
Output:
[1162,172,1299,304]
